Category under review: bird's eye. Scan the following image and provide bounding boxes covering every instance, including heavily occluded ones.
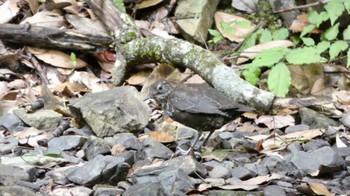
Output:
[156,84,163,91]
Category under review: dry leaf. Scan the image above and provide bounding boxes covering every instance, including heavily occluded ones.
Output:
[25,0,40,14]
[237,40,294,64]
[68,71,111,92]
[333,90,350,105]
[308,182,335,196]
[148,130,175,143]
[137,0,164,9]
[220,173,282,191]
[255,115,295,129]
[289,13,321,33]
[127,71,151,86]
[282,129,324,140]
[231,0,256,13]
[111,144,126,155]
[28,47,87,69]
[66,14,108,36]
[20,11,65,28]
[335,133,347,148]
[0,100,17,115]
[0,0,20,24]
[214,11,255,42]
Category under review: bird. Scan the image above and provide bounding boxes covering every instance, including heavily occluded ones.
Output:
[146,80,251,154]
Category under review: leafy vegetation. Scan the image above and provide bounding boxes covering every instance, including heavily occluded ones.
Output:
[211,0,350,97]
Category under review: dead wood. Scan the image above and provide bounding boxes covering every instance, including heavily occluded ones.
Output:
[0,23,112,52]
[87,0,275,112]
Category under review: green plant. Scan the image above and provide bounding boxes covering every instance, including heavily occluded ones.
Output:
[70,52,77,68]
[208,29,223,44]
[243,0,350,97]
[113,0,126,13]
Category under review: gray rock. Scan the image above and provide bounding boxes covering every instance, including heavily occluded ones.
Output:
[333,147,350,158]
[287,142,302,153]
[204,178,225,186]
[340,111,350,128]
[161,155,207,176]
[51,186,93,195]
[264,185,286,196]
[48,135,87,154]
[93,187,124,196]
[244,163,269,176]
[299,107,339,129]
[117,180,132,190]
[175,0,220,44]
[206,190,262,196]
[269,0,299,27]
[260,155,300,176]
[13,108,62,130]
[84,137,111,160]
[69,86,151,137]
[105,133,142,151]
[0,185,35,196]
[203,161,230,179]
[0,164,31,185]
[345,156,350,167]
[230,166,256,180]
[142,138,173,160]
[65,155,129,186]
[0,136,18,155]
[208,164,230,179]
[285,124,310,134]
[291,146,345,174]
[303,139,329,152]
[123,182,167,196]
[0,112,24,130]
[130,165,194,195]
[218,132,234,140]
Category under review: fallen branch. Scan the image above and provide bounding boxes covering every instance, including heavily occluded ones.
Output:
[88,0,275,112]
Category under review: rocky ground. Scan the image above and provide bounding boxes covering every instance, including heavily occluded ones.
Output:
[0,84,349,196]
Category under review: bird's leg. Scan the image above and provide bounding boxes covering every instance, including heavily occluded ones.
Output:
[176,130,215,155]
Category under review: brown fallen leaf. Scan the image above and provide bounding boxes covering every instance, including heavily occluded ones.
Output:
[308,182,335,196]
[220,173,282,191]
[148,130,175,143]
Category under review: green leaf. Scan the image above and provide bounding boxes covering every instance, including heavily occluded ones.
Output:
[343,0,350,14]
[301,37,315,46]
[259,29,272,43]
[324,0,345,26]
[213,35,223,43]
[221,22,236,34]
[316,41,330,52]
[208,29,221,37]
[308,9,319,24]
[272,28,289,40]
[70,52,77,68]
[286,47,327,64]
[291,35,301,45]
[250,47,288,68]
[114,0,126,13]
[343,25,350,40]
[329,40,348,60]
[240,32,257,51]
[301,24,316,37]
[308,10,329,27]
[319,11,330,26]
[267,63,291,97]
[324,23,339,41]
[347,49,350,68]
[243,67,261,85]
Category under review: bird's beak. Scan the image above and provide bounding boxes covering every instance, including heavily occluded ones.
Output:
[143,92,154,101]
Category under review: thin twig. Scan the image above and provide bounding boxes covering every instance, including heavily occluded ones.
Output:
[274,0,330,14]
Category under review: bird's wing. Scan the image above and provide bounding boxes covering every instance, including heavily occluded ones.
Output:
[169,86,236,115]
